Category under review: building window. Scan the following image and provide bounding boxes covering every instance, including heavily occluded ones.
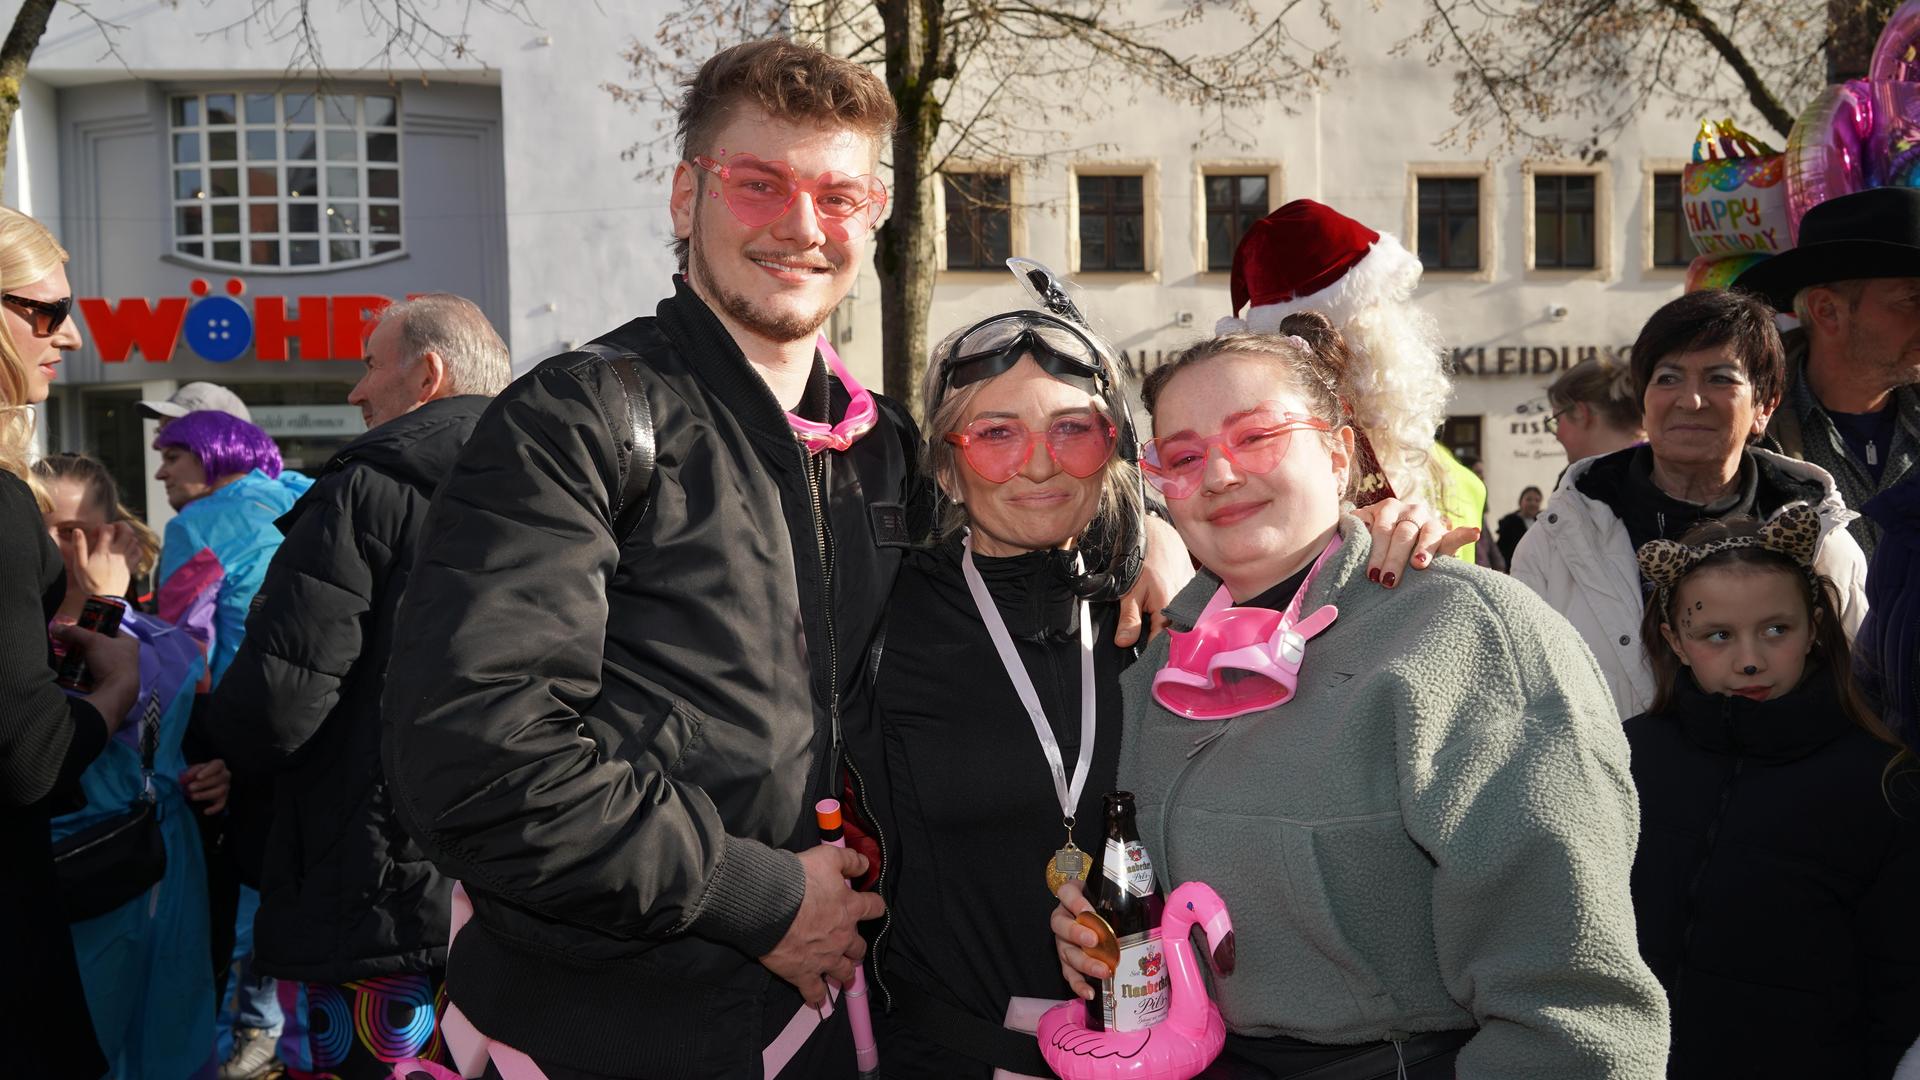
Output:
[1534,173,1597,269]
[1416,177,1480,270]
[1204,174,1267,272]
[1439,415,1482,468]
[943,172,1011,271]
[1077,174,1145,272]
[170,91,402,270]
[1651,172,1690,268]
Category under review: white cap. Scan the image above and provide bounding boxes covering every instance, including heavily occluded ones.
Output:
[137,381,251,422]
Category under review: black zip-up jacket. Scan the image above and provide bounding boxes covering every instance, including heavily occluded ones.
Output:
[1626,672,1920,1077]
[204,395,486,982]
[381,282,916,1077]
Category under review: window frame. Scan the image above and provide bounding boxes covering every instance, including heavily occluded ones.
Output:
[1405,163,1495,283]
[1642,159,1692,274]
[1523,162,1612,279]
[937,168,1017,274]
[1067,161,1159,279]
[1196,163,1281,276]
[166,87,406,275]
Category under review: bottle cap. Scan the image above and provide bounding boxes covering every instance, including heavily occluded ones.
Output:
[814,798,843,831]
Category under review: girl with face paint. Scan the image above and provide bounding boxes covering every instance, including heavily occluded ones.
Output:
[1625,508,1920,1076]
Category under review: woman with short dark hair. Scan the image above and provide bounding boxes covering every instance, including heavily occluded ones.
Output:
[1512,289,1869,717]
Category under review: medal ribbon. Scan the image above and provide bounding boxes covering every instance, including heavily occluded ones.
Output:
[961,532,1097,825]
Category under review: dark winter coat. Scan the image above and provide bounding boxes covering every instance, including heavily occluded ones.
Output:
[1626,672,1920,1078]
[380,281,918,1077]
[204,395,486,982]
[0,471,109,1078]
[1858,473,1920,750]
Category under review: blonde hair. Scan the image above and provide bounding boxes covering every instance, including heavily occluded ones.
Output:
[31,452,160,581]
[0,206,70,506]
[920,315,1141,546]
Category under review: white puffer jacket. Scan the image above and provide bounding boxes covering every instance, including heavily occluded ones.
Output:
[1510,447,1869,719]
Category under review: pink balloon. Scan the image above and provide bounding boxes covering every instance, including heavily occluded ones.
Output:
[1871,0,1920,83]
[1874,79,1920,188]
[1786,82,1873,244]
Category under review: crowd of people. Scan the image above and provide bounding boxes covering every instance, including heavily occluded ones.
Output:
[3,33,1920,1080]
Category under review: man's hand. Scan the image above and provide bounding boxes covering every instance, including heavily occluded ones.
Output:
[183,758,231,815]
[1115,515,1196,648]
[760,845,886,1008]
[1352,497,1479,588]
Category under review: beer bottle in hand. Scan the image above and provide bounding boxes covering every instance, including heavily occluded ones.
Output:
[1086,791,1170,1033]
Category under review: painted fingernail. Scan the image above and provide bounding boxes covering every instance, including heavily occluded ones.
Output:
[1383,572,1397,588]
[1413,552,1429,568]
[1367,567,1381,583]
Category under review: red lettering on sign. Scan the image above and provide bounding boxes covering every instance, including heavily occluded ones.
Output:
[254,296,330,361]
[330,295,391,361]
[77,297,189,362]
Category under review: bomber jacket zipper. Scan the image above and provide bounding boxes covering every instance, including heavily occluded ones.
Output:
[803,442,896,1011]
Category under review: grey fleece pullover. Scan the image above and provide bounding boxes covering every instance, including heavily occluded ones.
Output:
[1119,515,1670,1078]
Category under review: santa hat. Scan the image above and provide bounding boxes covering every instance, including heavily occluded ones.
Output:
[1218,199,1424,334]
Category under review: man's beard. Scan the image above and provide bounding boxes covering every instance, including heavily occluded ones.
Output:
[687,221,838,345]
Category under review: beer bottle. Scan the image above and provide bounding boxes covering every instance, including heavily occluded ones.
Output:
[1086,791,1169,1033]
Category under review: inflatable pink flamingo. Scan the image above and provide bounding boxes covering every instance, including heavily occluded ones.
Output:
[1037,882,1235,1080]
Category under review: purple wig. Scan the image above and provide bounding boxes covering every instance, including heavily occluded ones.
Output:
[153,409,283,479]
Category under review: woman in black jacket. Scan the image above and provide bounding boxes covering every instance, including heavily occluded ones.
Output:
[1627,511,1920,1077]
[0,205,141,1076]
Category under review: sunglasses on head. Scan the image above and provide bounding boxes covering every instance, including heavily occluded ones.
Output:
[4,293,73,335]
[693,152,889,240]
[1141,403,1333,499]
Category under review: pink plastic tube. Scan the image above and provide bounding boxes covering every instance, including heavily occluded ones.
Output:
[816,799,880,1077]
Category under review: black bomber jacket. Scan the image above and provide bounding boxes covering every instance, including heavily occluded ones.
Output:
[381,280,918,1076]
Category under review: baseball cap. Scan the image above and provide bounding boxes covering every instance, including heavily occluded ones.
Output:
[137,381,252,422]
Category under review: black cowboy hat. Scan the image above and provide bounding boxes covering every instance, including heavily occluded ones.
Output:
[1736,186,1920,309]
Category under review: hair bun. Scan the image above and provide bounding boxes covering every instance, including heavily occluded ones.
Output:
[1276,310,1351,382]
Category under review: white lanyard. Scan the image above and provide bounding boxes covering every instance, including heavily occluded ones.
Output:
[960,532,1097,822]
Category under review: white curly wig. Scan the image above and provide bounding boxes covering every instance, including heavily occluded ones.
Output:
[1217,231,1452,501]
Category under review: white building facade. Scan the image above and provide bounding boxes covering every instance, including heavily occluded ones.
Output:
[6,0,1733,530]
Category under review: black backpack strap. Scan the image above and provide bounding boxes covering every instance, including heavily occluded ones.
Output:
[577,342,657,541]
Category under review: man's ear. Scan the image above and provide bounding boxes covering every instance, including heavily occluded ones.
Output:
[669,161,698,241]
[415,350,448,405]
[1660,622,1691,666]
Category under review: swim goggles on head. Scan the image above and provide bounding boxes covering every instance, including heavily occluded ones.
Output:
[1151,535,1343,720]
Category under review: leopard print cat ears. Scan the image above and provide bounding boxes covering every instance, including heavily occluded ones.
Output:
[1636,503,1822,605]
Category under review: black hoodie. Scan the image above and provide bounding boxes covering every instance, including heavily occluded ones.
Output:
[205,393,488,982]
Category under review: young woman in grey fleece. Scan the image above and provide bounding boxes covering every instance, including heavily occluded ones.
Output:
[1054,325,1670,1079]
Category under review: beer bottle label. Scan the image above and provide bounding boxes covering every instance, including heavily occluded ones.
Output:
[1103,838,1156,899]
[1099,928,1171,1032]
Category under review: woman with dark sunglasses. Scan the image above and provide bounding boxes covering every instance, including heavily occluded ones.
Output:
[864,306,1470,1078]
[0,205,142,1078]
[1049,315,1669,1079]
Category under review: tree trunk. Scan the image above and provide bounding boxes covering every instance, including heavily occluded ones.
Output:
[0,0,59,192]
[877,0,941,421]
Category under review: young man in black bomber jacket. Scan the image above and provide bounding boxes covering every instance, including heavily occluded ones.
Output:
[380,41,910,1078]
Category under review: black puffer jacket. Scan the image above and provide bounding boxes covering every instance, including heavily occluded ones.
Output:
[381,281,917,1077]
[205,395,486,981]
[1626,672,1920,1078]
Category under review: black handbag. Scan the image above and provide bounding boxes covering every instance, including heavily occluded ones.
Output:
[51,695,168,923]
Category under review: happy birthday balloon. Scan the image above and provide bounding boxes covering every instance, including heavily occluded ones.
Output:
[1685,253,1768,293]
[1872,0,1920,83]
[1682,121,1791,256]
[1785,82,1874,244]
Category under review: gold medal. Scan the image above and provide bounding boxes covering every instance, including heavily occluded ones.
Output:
[1047,841,1091,896]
